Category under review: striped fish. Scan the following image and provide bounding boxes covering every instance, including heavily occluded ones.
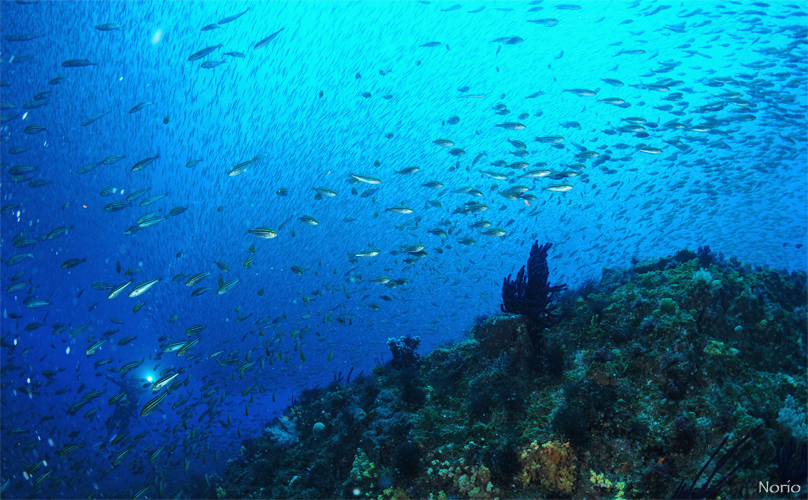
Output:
[140,393,167,417]
[185,325,206,336]
[185,272,210,287]
[103,201,130,212]
[107,281,132,299]
[217,278,239,295]
[130,154,159,172]
[129,278,159,297]
[85,339,106,356]
[350,173,382,185]
[112,447,132,467]
[177,340,198,356]
[56,443,83,456]
[162,340,187,353]
[148,446,164,464]
[247,227,277,239]
[152,372,178,392]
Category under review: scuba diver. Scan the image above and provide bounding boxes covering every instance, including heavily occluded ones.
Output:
[103,373,143,442]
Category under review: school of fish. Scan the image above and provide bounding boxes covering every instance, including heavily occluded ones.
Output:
[1,0,806,498]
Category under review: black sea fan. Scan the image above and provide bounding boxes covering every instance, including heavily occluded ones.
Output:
[501,241,566,328]
[671,425,761,499]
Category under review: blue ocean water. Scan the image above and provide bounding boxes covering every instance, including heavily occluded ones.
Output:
[1,1,806,498]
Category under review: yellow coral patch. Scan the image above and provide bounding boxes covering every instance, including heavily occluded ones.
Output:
[520,440,577,494]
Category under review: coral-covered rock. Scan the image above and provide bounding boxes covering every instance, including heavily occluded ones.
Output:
[213,249,805,500]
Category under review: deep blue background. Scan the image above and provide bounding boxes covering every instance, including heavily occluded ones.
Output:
[1,1,806,498]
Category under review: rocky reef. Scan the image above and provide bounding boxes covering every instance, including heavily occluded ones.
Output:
[211,247,807,499]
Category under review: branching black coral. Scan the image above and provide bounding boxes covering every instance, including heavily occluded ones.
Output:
[671,424,761,499]
[500,241,566,328]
